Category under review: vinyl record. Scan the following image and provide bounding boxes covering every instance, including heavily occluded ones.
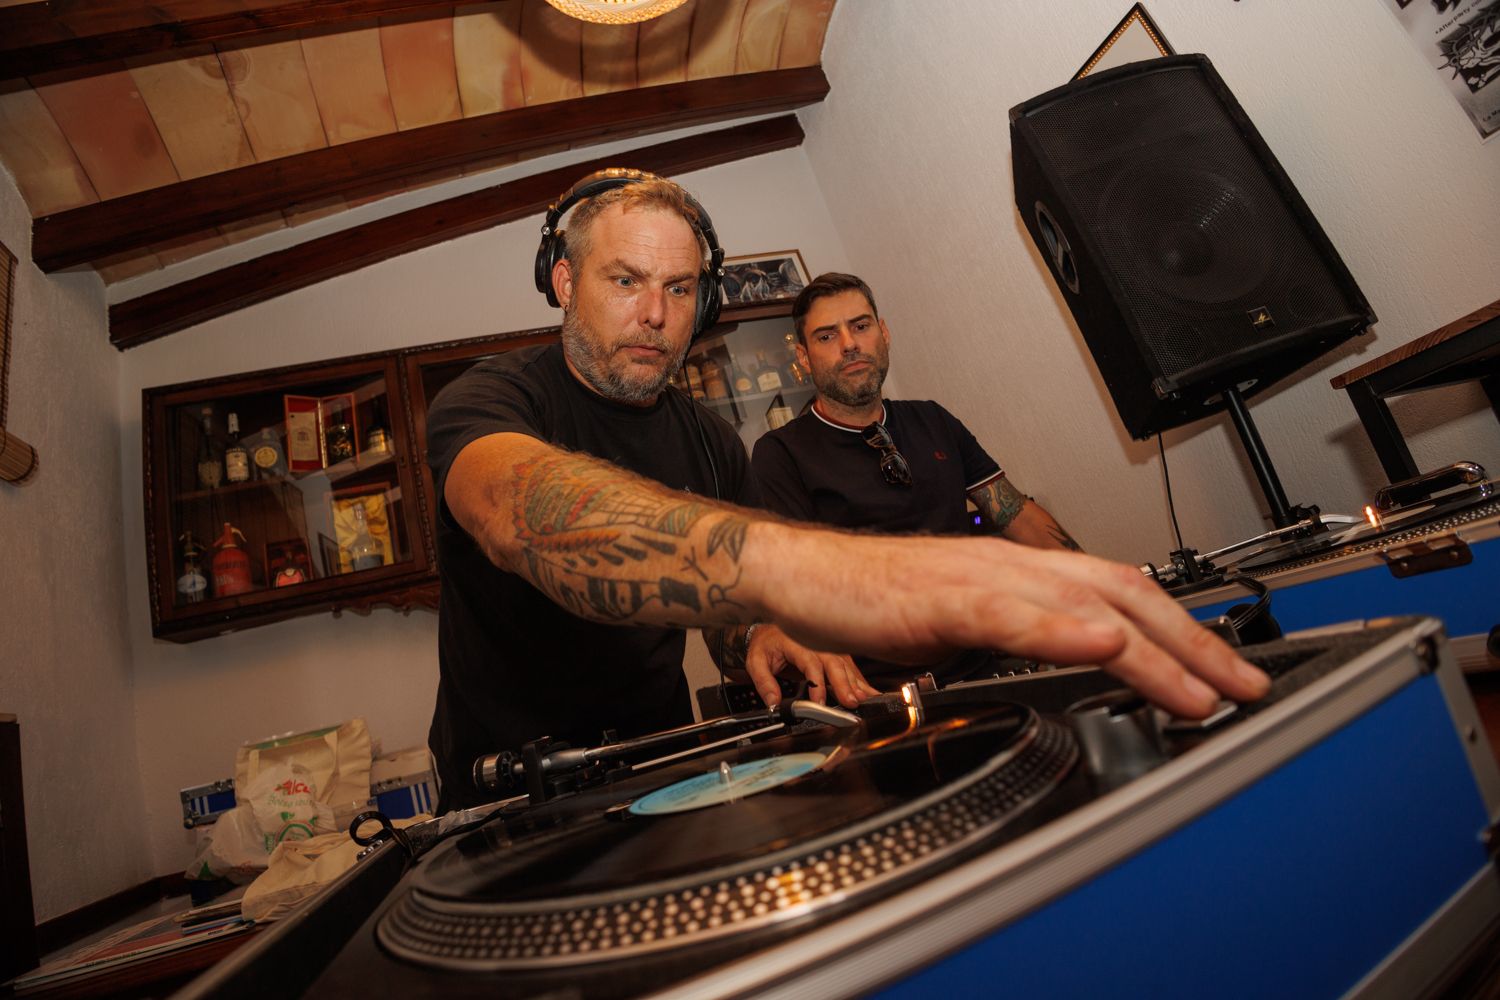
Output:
[379,702,1078,971]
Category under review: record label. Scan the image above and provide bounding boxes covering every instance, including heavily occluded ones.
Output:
[627,752,829,816]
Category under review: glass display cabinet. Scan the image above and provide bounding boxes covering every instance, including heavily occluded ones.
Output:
[678,305,814,454]
[144,355,427,641]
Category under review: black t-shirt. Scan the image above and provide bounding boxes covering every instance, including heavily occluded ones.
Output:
[425,343,758,809]
[751,399,1002,686]
[751,399,1001,534]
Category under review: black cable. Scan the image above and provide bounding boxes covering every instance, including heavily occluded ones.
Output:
[681,385,733,712]
[1220,573,1277,643]
[1157,433,1186,552]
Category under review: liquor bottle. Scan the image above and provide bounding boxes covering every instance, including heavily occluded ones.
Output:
[176,532,207,604]
[766,392,794,431]
[211,522,254,596]
[247,425,287,480]
[754,350,784,392]
[365,416,391,458]
[683,360,706,400]
[347,501,385,572]
[224,413,250,483]
[700,357,729,401]
[731,361,754,396]
[781,332,808,386]
[195,407,223,489]
[324,402,355,465]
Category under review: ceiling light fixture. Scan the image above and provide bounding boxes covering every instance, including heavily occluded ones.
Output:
[543,0,689,25]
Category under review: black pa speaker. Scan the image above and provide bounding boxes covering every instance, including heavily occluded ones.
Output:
[1010,54,1375,439]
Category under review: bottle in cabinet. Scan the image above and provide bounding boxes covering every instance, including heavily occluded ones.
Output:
[754,351,784,392]
[247,426,287,480]
[211,522,254,596]
[700,357,729,401]
[224,413,250,483]
[324,403,355,465]
[731,362,753,395]
[347,502,384,572]
[195,407,223,489]
[781,333,808,386]
[176,531,207,604]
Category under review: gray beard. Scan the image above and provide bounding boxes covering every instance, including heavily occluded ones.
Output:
[813,355,888,408]
[561,308,682,405]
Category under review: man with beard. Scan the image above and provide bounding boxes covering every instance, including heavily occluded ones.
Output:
[425,173,1267,810]
[751,272,1080,688]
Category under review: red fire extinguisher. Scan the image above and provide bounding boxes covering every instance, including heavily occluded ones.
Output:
[211,522,254,597]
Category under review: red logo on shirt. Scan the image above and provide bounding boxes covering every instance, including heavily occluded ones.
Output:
[934,451,948,461]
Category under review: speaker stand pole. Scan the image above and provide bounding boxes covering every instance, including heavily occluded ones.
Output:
[1222,386,1320,531]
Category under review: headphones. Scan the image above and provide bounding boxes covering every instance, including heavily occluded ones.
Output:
[534,168,726,340]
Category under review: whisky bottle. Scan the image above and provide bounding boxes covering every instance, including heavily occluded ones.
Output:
[224,413,250,483]
[195,407,223,490]
[324,403,355,465]
[247,426,287,480]
[365,417,391,458]
[781,332,808,386]
[700,358,729,401]
[754,350,784,392]
[683,360,706,400]
[348,501,385,572]
[765,392,794,431]
[731,361,753,395]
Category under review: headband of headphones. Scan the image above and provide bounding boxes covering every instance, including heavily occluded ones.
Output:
[534,168,725,338]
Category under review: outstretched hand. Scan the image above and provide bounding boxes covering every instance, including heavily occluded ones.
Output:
[745,624,879,709]
[749,530,1270,719]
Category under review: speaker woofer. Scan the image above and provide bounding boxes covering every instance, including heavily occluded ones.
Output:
[1010,55,1374,439]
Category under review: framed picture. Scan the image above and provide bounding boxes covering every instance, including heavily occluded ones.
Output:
[264,538,313,587]
[720,251,810,305]
[1074,3,1174,80]
[329,486,396,573]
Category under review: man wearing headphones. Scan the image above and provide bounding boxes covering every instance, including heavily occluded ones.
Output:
[425,169,1268,811]
[751,272,1080,688]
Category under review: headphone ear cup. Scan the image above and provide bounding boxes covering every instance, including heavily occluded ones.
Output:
[535,229,566,308]
[694,267,722,339]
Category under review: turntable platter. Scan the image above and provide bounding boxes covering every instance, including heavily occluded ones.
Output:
[378,703,1077,972]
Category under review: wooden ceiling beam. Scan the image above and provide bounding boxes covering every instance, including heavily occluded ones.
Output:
[108,115,805,350]
[0,0,461,80]
[33,66,828,272]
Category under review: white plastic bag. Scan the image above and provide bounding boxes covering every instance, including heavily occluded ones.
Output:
[184,764,335,881]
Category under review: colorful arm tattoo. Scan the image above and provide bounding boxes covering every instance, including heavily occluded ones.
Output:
[496,451,751,626]
[968,475,1028,533]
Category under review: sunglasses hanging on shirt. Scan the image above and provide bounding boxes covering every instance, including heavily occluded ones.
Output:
[862,421,913,487]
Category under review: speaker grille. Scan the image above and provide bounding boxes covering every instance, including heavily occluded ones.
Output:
[1024,64,1360,386]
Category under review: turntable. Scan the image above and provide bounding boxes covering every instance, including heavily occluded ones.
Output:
[1155,466,1500,671]
[177,616,1500,999]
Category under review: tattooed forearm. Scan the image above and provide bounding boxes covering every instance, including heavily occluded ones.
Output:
[969,475,1027,533]
[1046,524,1083,552]
[498,451,752,626]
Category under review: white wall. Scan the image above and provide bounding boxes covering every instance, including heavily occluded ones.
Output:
[804,0,1500,563]
[0,168,151,923]
[118,145,853,876]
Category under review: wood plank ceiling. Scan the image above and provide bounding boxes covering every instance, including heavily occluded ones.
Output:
[0,0,837,346]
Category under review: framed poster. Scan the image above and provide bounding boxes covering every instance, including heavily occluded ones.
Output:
[1384,0,1500,139]
[720,251,810,305]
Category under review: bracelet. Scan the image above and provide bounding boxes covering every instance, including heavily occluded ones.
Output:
[743,622,762,654]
